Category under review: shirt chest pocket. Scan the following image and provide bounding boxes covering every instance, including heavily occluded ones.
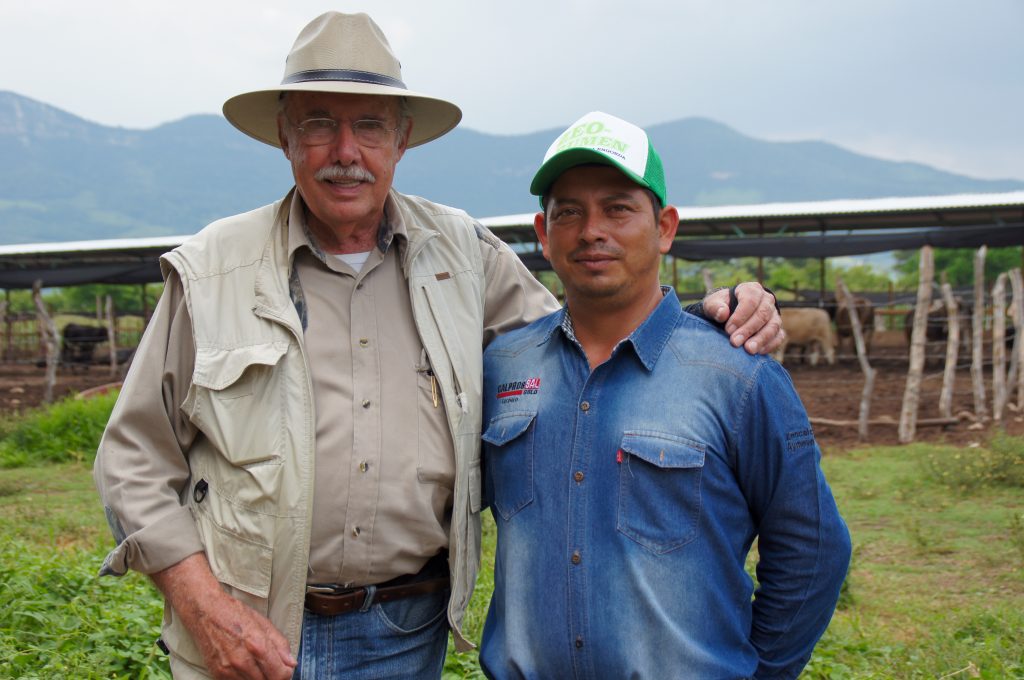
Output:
[617,431,706,554]
[481,411,536,521]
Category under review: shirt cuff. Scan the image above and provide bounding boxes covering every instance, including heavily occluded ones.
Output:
[99,505,204,576]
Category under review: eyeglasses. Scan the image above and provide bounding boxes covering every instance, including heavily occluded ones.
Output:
[291,118,401,148]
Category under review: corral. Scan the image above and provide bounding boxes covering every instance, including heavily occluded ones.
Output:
[0,191,1021,447]
[0,328,1020,451]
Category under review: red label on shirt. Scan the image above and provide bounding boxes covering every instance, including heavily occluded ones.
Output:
[496,377,541,401]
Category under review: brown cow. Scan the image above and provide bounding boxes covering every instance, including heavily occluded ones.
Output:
[835,296,873,357]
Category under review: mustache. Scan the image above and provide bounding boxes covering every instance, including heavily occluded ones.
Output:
[315,165,376,184]
[571,246,623,261]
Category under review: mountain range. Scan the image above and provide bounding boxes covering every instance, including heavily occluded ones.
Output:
[2,90,1022,245]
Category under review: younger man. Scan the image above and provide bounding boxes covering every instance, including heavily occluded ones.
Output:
[480,112,851,679]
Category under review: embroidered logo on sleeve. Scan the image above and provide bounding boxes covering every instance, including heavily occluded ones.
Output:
[785,428,816,453]
[496,377,541,403]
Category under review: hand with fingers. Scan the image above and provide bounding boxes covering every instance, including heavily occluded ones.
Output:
[702,282,785,355]
[151,553,297,680]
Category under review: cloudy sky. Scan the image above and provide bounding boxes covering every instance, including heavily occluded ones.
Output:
[3,0,1022,180]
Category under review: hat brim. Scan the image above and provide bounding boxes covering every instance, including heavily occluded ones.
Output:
[530,148,650,198]
[223,81,462,149]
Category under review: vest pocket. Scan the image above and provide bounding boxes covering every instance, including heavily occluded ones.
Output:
[193,506,273,602]
[482,411,536,520]
[161,506,273,673]
[186,343,289,508]
[616,431,705,554]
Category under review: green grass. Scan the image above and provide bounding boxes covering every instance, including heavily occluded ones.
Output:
[804,438,1024,679]
[0,392,119,468]
[1,395,1022,677]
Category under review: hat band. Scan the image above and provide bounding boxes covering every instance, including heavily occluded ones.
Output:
[282,69,407,90]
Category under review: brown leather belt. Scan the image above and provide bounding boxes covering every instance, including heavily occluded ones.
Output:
[304,577,450,617]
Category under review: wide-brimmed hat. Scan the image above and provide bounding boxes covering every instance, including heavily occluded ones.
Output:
[530,111,666,207]
[223,12,462,149]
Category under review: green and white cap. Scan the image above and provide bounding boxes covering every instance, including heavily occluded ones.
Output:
[530,111,666,206]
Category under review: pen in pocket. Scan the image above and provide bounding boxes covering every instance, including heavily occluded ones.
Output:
[428,369,439,408]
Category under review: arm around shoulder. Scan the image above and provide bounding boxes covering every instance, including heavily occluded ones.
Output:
[477,225,559,345]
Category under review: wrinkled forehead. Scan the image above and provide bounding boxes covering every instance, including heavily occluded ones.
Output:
[282,91,402,120]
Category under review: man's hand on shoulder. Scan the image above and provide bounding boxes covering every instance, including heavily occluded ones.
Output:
[702,282,785,355]
[151,553,297,680]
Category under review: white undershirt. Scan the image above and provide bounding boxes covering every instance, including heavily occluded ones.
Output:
[332,251,372,273]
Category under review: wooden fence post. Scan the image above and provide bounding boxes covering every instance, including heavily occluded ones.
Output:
[992,274,1008,423]
[0,299,6,364]
[32,280,59,404]
[105,295,118,377]
[899,246,934,444]
[836,277,876,441]
[3,289,11,361]
[1008,268,1023,409]
[701,269,714,292]
[971,246,988,421]
[938,273,960,419]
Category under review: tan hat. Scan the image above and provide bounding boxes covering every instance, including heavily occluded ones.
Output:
[222,12,462,149]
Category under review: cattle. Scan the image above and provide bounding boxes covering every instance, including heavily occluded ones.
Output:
[773,307,836,366]
[834,296,874,356]
[904,300,1016,358]
[903,300,970,359]
[61,323,108,367]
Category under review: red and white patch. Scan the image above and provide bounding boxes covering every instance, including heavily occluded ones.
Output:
[496,377,541,401]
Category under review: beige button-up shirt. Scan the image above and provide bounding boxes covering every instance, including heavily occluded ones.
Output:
[103,193,557,586]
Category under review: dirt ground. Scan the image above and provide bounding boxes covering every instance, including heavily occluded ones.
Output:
[785,329,1024,449]
[0,336,1021,451]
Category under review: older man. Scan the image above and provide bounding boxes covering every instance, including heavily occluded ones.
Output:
[93,13,782,680]
[480,112,850,679]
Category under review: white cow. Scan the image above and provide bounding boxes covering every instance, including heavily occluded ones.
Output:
[774,307,836,366]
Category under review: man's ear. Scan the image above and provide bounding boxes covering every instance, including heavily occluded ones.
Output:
[533,211,552,261]
[657,205,679,254]
[394,117,413,161]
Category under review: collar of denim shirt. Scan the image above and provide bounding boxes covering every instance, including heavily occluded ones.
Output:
[542,286,683,372]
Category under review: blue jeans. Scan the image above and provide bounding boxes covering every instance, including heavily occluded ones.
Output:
[292,584,450,679]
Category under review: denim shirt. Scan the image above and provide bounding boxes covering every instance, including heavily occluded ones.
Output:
[480,291,851,680]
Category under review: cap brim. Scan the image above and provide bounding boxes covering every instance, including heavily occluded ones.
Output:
[529,148,650,197]
[223,82,462,149]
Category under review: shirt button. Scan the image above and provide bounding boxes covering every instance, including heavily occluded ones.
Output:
[575,636,584,649]
[362,399,371,408]
[571,551,581,565]
[573,471,584,483]
[352,526,361,537]
[356,283,364,290]
[359,461,369,473]
[359,338,369,347]
[580,401,590,412]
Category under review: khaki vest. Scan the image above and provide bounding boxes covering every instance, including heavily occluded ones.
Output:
[159,190,485,676]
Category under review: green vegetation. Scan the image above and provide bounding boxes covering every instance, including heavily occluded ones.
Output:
[1,396,1022,678]
[3,283,162,316]
[662,256,908,301]
[0,392,119,468]
[805,438,1024,679]
[894,245,1022,289]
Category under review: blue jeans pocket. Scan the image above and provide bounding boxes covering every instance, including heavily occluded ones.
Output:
[375,587,450,634]
[616,430,705,554]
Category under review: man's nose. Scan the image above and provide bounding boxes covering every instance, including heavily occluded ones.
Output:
[330,123,362,165]
[579,212,608,242]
